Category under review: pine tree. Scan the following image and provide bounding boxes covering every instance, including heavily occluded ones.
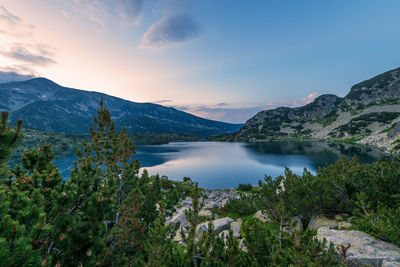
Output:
[0,111,22,179]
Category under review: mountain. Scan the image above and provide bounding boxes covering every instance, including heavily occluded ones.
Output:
[0,78,242,137]
[214,67,400,154]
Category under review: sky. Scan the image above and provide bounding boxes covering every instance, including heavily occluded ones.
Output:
[0,0,400,123]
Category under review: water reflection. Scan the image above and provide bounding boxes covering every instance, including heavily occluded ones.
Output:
[54,141,384,189]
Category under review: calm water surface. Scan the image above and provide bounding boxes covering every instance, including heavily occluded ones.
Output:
[54,141,383,189]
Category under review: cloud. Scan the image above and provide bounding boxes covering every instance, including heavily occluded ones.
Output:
[73,0,143,26]
[154,99,173,104]
[0,70,35,84]
[299,92,319,105]
[141,15,200,49]
[1,44,56,66]
[170,92,321,123]
[0,5,21,27]
[0,6,57,75]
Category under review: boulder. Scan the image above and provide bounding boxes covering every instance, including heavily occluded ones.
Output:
[203,201,219,210]
[308,215,338,230]
[196,217,234,238]
[166,207,189,228]
[253,210,270,223]
[230,220,242,238]
[334,214,348,221]
[181,196,192,207]
[161,175,168,180]
[317,227,400,266]
[199,209,213,218]
[220,199,229,208]
[338,221,352,230]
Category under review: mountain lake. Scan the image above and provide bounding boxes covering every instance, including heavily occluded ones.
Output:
[53,141,385,188]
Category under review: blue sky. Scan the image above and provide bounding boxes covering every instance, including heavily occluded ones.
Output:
[0,0,400,122]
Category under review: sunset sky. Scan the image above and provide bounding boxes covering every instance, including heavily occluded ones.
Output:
[1,0,400,123]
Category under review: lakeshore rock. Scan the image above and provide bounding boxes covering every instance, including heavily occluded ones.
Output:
[317,227,400,266]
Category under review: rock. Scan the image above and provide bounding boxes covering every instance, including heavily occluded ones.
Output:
[334,214,348,221]
[334,214,344,221]
[388,122,400,138]
[230,220,242,238]
[196,217,234,238]
[308,215,338,230]
[219,230,230,238]
[174,227,187,243]
[338,221,352,230]
[203,201,219,210]
[317,227,400,266]
[382,260,400,267]
[289,216,303,232]
[276,177,285,194]
[239,239,248,252]
[253,210,270,223]
[220,199,229,208]
[199,209,212,218]
[181,196,192,207]
[166,207,189,228]
[161,175,168,180]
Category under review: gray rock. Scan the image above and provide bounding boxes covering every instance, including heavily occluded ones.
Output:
[239,239,248,252]
[166,207,189,228]
[253,210,270,223]
[220,199,229,208]
[308,215,338,230]
[317,227,400,266]
[161,175,168,180]
[199,209,212,218]
[181,196,193,207]
[338,221,352,230]
[174,226,187,243]
[196,217,234,238]
[204,201,219,210]
[230,220,242,238]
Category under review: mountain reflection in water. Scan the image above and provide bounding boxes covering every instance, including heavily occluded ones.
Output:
[54,141,383,189]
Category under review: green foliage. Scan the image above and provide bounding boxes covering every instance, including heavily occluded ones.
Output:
[237,183,253,192]
[0,111,22,179]
[353,193,400,247]
[242,219,342,266]
[218,197,257,218]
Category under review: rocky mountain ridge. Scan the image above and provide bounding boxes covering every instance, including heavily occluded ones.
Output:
[216,66,400,154]
[0,78,242,137]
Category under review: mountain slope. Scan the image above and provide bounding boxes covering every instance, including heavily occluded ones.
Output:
[217,67,400,154]
[0,78,242,137]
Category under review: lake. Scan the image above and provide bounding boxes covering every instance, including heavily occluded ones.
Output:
[54,141,384,189]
